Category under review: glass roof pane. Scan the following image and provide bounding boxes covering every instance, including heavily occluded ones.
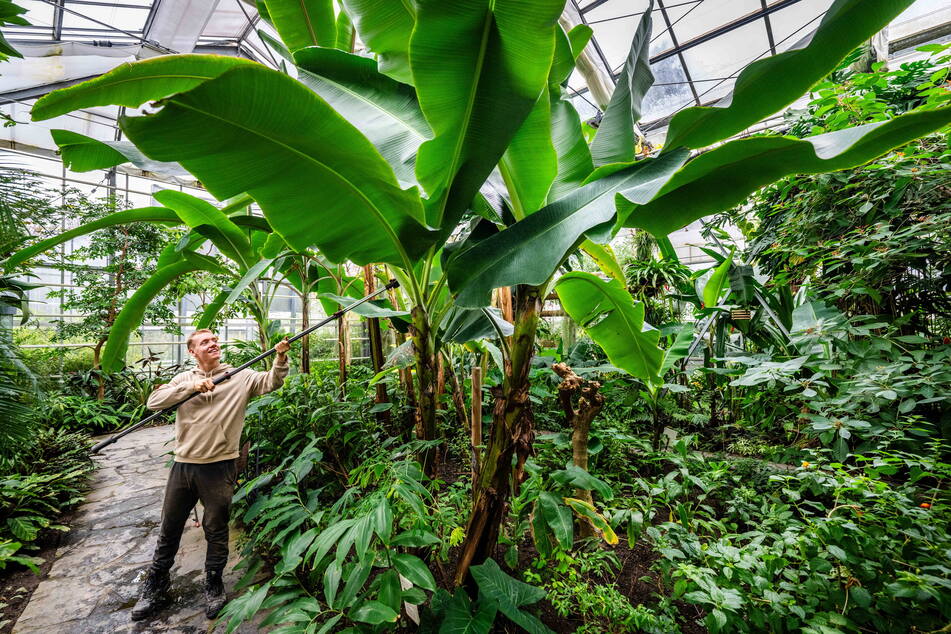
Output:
[664,0,761,44]
[584,1,651,70]
[202,0,253,39]
[61,4,149,32]
[641,54,694,123]
[16,0,54,28]
[680,19,769,87]
[768,0,833,46]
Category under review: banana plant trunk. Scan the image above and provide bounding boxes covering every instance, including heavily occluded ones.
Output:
[453,285,541,587]
[300,292,310,374]
[411,305,438,476]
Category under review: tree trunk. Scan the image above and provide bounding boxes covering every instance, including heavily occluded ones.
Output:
[93,339,106,401]
[337,314,350,400]
[300,291,310,374]
[363,266,391,426]
[454,285,541,587]
[445,360,469,434]
[552,363,604,538]
[411,305,438,477]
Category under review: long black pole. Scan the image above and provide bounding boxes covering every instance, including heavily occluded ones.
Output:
[90,279,400,454]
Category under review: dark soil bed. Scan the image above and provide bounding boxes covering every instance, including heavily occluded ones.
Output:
[0,516,74,634]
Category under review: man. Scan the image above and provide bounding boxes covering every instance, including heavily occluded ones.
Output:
[132,329,290,621]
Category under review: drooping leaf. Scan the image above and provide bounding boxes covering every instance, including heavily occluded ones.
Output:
[50,129,189,177]
[440,306,514,343]
[195,289,230,329]
[154,190,254,268]
[448,150,689,307]
[119,64,436,267]
[263,0,335,51]
[702,248,733,308]
[334,7,354,51]
[339,0,415,84]
[226,259,276,304]
[547,25,594,202]
[537,492,572,550]
[580,239,624,282]
[624,108,951,236]
[319,293,409,318]
[554,464,615,501]
[412,0,564,229]
[563,497,619,545]
[378,569,402,613]
[293,47,431,186]
[337,560,372,609]
[102,257,224,371]
[500,86,558,216]
[323,560,342,609]
[663,0,917,150]
[3,207,180,271]
[351,600,399,625]
[589,0,653,165]
[391,553,436,592]
[555,272,663,384]
[660,322,695,377]
[31,55,254,121]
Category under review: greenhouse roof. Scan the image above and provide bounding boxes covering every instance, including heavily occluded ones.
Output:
[0,0,949,157]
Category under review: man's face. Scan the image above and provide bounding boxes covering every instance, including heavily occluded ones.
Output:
[189,332,221,366]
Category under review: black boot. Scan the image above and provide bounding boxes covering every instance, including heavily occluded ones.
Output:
[131,569,171,621]
[204,570,226,619]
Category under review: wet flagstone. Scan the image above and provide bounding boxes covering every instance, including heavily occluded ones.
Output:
[13,425,259,633]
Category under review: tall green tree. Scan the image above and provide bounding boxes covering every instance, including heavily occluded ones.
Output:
[48,190,182,396]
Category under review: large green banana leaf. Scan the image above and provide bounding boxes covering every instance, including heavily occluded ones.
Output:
[263,0,335,51]
[547,25,595,202]
[195,289,230,329]
[50,129,189,177]
[663,0,916,150]
[659,323,695,378]
[412,0,564,229]
[440,306,514,344]
[2,207,180,271]
[702,249,733,308]
[31,55,254,121]
[319,292,409,319]
[102,253,226,372]
[579,240,624,282]
[446,149,689,307]
[154,190,255,268]
[589,0,652,166]
[498,87,557,216]
[555,272,662,383]
[116,64,435,267]
[293,47,431,186]
[624,107,951,235]
[340,0,415,85]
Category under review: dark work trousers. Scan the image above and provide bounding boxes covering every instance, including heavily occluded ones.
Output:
[150,459,238,575]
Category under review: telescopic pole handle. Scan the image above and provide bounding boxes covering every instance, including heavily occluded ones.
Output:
[89,279,400,454]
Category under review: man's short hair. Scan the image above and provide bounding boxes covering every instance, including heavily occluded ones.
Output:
[186,329,215,351]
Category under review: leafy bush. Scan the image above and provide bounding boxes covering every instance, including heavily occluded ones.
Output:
[44,393,136,434]
[0,428,94,568]
[636,442,951,632]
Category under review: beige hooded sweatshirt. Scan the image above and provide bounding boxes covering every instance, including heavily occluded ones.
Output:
[146,359,289,464]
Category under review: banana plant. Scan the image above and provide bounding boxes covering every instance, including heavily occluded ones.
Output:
[18,0,951,589]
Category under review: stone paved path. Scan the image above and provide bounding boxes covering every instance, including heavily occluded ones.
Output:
[14,425,255,634]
